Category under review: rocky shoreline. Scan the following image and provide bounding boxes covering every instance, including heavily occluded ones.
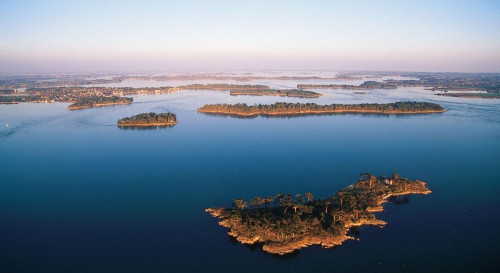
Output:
[206,173,431,255]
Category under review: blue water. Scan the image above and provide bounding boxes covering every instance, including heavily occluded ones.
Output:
[1,89,499,272]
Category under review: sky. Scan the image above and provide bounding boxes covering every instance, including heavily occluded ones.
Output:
[0,0,499,73]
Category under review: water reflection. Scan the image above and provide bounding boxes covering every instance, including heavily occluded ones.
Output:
[117,125,176,131]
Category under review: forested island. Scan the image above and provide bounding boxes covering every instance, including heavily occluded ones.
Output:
[206,173,431,255]
[230,89,321,98]
[117,112,177,127]
[297,81,397,90]
[181,84,270,90]
[197,102,446,117]
[436,92,500,99]
[67,96,133,110]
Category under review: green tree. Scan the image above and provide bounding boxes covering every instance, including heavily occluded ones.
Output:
[263,196,273,208]
[250,196,262,208]
[292,194,304,214]
[305,192,314,203]
[275,193,284,206]
[324,200,331,213]
[282,194,293,215]
[232,199,247,211]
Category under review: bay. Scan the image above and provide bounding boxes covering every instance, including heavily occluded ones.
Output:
[1,79,499,272]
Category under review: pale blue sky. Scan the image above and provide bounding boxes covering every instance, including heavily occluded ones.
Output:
[0,0,499,73]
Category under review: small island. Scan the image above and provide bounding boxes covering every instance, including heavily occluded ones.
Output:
[197,102,446,117]
[230,88,322,98]
[297,81,397,90]
[68,96,133,110]
[117,112,177,127]
[206,173,431,255]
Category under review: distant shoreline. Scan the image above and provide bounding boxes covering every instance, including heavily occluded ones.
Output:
[436,93,500,99]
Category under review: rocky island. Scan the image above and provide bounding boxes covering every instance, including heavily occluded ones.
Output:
[230,88,321,98]
[206,173,431,255]
[68,96,133,110]
[117,112,177,127]
[197,101,446,117]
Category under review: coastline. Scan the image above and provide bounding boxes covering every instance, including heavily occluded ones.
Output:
[198,108,446,117]
[68,101,132,110]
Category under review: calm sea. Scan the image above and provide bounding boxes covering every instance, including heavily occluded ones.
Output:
[1,77,499,272]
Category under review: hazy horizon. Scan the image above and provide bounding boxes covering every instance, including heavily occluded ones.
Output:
[1,0,499,73]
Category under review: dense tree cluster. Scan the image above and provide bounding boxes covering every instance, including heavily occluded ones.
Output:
[198,101,445,116]
[117,112,177,126]
[0,89,15,94]
[0,95,44,103]
[230,88,321,98]
[68,96,133,109]
[297,81,397,90]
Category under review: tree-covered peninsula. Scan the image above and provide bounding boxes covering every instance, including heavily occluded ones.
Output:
[197,102,446,116]
[206,173,431,255]
[68,96,133,110]
[117,112,177,127]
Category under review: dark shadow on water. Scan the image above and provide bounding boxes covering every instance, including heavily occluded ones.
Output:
[227,234,239,246]
[227,235,261,252]
[387,195,411,205]
[348,227,361,236]
[226,235,301,259]
[117,125,176,131]
[269,250,301,259]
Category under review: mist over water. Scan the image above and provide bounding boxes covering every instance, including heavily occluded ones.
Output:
[1,75,499,272]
